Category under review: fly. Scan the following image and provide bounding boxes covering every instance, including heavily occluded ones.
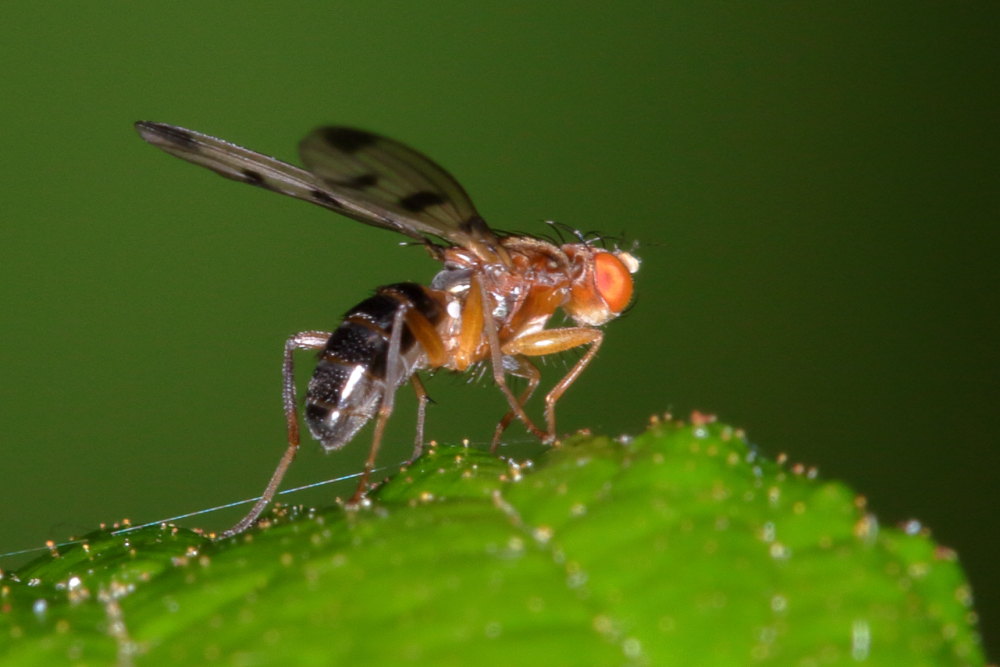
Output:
[134,121,640,537]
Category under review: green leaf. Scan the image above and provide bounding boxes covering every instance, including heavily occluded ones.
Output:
[1,418,985,665]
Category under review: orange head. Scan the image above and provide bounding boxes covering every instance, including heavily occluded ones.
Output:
[563,246,640,326]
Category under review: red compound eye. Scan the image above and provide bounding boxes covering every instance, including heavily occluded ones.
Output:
[593,251,634,313]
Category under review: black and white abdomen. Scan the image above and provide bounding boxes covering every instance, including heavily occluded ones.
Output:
[304,282,445,451]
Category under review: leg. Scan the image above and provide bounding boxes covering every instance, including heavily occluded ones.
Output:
[541,332,602,438]
[219,330,331,539]
[500,327,603,443]
[349,305,408,504]
[490,355,541,452]
[409,374,431,462]
[475,278,549,442]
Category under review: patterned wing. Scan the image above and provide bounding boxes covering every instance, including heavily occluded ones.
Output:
[299,127,492,246]
[134,121,497,246]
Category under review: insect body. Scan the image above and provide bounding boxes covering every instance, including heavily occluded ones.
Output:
[135,121,640,537]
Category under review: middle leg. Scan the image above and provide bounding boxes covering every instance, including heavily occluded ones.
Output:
[490,355,541,452]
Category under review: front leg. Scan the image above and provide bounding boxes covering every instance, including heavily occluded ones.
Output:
[501,327,603,443]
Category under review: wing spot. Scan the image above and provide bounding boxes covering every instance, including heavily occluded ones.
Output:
[241,169,266,187]
[321,127,378,153]
[152,124,197,148]
[461,216,491,235]
[311,190,341,206]
[399,191,446,212]
[345,173,379,189]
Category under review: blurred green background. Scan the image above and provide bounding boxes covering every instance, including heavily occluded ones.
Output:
[2,2,997,656]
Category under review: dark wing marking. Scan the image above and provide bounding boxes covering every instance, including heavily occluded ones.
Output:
[299,127,491,246]
[134,121,497,246]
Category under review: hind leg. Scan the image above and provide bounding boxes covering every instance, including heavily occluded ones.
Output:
[219,330,332,538]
